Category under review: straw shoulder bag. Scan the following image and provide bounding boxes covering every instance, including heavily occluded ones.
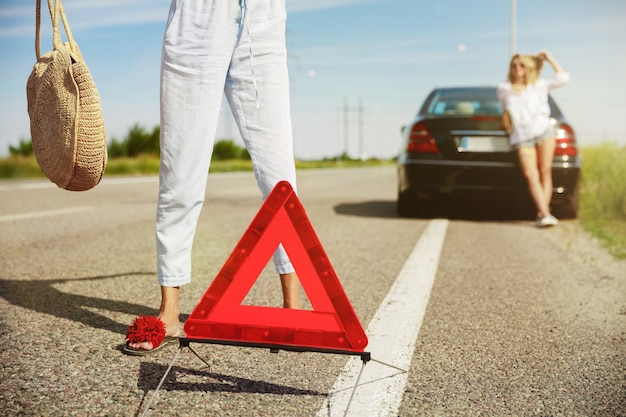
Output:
[27,0,107,191]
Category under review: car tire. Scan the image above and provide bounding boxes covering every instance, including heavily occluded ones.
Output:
[397,192,440,218]
[553,195,579,219]
[397,192,417,217]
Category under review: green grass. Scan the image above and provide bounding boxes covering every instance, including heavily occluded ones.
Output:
[579,142,626,258]
[2,146,624,258]
[103,156,161,175]
[0,155,43,178]
[0,155,393,178]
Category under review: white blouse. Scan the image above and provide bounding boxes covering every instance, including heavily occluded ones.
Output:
[497,72,570,145]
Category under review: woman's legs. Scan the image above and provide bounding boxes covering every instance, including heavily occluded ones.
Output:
[536,137,556,207]
[226,0,300,308]
[517,147,551,218]
[157,0,238,289]
[149,1,239,346]
[130,0,301,352]
[280,273,301,308]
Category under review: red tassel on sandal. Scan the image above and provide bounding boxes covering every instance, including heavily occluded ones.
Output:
[123,315,179,356]
[126,315,166,347]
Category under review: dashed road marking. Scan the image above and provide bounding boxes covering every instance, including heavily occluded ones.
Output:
[0,176,159,191]
[0,207,92,222]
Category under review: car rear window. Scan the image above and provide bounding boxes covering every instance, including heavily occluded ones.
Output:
[424,88,502,116]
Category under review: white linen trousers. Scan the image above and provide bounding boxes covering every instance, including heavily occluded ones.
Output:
[156,0,297,287]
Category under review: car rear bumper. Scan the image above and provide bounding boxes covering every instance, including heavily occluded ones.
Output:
[398,158,581,204]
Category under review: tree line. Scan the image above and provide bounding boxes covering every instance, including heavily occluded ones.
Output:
[8,123,250,161]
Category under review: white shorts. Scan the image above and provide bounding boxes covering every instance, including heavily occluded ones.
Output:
[513,126,555,149]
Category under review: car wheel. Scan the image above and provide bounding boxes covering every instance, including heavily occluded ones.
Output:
[397,193,415,217]
[398,192,440,218]
[554,195,579,219]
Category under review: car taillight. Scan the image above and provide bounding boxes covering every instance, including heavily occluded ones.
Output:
[407,122,439,153]
[554,122,577,157]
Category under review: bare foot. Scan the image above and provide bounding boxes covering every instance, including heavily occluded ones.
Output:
[126,314,180,351]
[127,286,181,351]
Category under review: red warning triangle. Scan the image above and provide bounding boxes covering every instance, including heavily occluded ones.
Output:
[183,181,368,352]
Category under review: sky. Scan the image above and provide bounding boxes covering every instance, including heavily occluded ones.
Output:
[1,0,625,160]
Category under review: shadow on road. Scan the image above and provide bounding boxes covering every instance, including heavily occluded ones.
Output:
[134,360,324,416]
[333,200,398,218]
[0,273,180,336]
[334,199,535,221]
[138,361,324,396]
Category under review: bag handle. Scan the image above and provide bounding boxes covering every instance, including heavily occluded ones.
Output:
[35,0,80,60]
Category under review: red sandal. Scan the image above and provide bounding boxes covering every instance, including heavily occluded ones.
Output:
[123,315,179,356]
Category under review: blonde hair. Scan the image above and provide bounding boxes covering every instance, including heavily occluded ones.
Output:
[507,54,543,84]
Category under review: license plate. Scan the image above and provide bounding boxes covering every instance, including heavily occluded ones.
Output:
[458,136,510,152]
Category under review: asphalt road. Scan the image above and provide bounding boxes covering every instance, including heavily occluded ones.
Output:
[0,166,624,417]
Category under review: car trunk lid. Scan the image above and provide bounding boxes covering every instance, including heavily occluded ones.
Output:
[420,116,514,162]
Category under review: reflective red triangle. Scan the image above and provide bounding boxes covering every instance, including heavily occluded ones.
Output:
[184,181,368,352]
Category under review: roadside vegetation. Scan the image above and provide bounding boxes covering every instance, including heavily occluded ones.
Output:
[1,125,624,258]
[578,142,626,258]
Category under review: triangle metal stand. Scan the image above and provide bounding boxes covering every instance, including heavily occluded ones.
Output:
[138,337,372,417]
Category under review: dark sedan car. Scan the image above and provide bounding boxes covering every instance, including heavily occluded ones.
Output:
[397,86,581,218]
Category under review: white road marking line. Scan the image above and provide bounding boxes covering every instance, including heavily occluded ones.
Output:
[0,172,259,192]
[0,207,92,222]
[317,218,449,417]
[0,176,159,191]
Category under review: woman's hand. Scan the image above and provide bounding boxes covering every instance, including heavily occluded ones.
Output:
[501,111,512,133]
[536,50,552,61]
[537,49,565,73]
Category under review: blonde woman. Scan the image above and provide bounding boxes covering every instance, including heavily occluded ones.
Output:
[497,50,570,227]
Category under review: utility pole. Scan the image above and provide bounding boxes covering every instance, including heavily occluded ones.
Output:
[342,96,365,161]
[343,96,349,161]
[358,97,364,160]
[510,0,517,56]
